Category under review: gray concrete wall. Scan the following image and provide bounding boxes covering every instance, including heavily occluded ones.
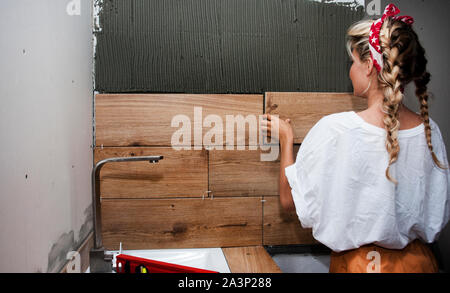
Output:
[94,0,365,93]
[0,0,93,272]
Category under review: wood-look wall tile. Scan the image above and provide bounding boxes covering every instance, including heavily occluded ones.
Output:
[263,196,318,246]
[209,145,300,197]
[209,149,279,196]
[265,92,366,143]
[101,197,263,249]
[94,147,208,198]
[96,94,263,147]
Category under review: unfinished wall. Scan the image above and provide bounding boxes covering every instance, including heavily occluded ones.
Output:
[94,0,365,93]
[0,0,93,272]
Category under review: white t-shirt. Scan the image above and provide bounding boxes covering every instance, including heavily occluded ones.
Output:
[284,111,450,252]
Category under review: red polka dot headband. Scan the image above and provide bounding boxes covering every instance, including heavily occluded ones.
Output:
[369,4,414,73]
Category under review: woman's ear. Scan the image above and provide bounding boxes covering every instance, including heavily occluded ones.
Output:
[366,57,374,76]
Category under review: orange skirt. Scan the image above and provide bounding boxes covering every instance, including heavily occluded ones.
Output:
[329,239,439,273]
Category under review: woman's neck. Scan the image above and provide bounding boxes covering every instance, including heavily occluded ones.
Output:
[366,88,405,114]
[365,88,383,116]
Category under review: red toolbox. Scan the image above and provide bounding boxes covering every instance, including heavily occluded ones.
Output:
[115,254,219,273]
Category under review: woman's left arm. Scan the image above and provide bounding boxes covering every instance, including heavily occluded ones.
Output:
[261,114,296,212]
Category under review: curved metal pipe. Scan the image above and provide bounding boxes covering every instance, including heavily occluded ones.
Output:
[91,155,164,249]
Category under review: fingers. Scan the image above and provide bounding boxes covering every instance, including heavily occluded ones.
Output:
[262,114,292,124]
[260,119,272,137]
[260,119,271,127]
[260,117,271,133]
[262,113,272,121]
[260,117,271,134]
[260,126,271,137]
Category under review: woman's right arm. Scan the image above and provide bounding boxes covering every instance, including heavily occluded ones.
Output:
[279,136,296,212]
[261,114,296,212]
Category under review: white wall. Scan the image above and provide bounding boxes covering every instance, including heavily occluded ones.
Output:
[0,0,93,272]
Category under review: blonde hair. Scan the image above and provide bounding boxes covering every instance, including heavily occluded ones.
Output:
[346,18,448,184]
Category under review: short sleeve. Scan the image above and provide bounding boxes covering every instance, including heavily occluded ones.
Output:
[284,116,337,229]
[431,119,450,171]
[285,160,316,228]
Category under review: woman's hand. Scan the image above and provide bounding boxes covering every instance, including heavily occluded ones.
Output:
[260,114,294,146]
[261,113,296,212]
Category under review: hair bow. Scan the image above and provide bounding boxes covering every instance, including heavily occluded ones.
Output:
[369,4,414,73]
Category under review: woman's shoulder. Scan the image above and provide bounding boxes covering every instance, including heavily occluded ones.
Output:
[313,111,357,133]
[301,111,355,149]
[318,111,355,123]
[319,110,442,137]
[428,116,442,133]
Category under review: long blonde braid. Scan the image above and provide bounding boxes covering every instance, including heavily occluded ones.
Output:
[415,71,448,170]
[378,21,404,184]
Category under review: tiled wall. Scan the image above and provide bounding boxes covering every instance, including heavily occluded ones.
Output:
[94,93,366,249]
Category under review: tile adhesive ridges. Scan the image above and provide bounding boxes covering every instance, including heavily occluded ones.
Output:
[94,0,366,93]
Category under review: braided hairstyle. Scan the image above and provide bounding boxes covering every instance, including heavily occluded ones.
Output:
[346,18,448,184]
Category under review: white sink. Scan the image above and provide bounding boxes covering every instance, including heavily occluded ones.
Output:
[87,247,231,273]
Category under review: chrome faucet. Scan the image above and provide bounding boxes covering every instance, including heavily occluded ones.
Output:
[89,155,164,273]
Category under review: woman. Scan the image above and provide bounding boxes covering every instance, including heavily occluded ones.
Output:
[260,4,449,273]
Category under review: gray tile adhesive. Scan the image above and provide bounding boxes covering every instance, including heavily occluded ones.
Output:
[94,0,366,93]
